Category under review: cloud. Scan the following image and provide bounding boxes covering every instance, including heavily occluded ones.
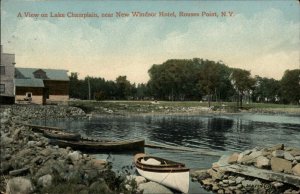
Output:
[2,7,299,83]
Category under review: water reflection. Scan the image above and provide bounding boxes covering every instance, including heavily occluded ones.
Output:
[33,113,300,194]
[34,113,300,153]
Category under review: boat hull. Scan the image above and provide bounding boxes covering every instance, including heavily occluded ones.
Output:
[50,138,145,152]
[136,167,189,193]
[43,130,81,141]
[134,154,190,193]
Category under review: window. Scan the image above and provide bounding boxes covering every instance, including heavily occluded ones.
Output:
[26,92,32,98]
[0,66,5,75]
[0,84,5,93]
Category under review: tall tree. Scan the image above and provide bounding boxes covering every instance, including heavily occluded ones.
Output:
[115,76,132,99]
[198,61,220,107]
[253,76,280,103]
[230,69,255,107]
[69,72,84,99]
[280,69,300,104]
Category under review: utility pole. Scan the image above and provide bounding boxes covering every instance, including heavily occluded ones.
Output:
[88,76,91,100]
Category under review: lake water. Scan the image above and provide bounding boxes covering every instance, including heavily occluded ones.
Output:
[34,113,300,193]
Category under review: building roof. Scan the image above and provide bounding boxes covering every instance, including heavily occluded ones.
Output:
[15,78,44,88]
[15,68,69,81]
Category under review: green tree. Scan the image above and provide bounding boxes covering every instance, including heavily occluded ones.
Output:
[230,69,255,107]
[69,72,85,99]
[280,69,300,104]
[197,61,220,107]
[115,76,132,99]
[253,76,280,103]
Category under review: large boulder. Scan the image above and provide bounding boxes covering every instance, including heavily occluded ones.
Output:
[271,157,292,173]
[249,151,262,158]
[292,163,300,176]
[227,153,239,164]
[6,177,34,194]
[289,148,300,157]
[138,181,173,194]
[239,155,255,165]
[255,156,270,168]
[284,152,295,161]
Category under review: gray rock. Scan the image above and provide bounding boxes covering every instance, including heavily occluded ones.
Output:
[191,169,210,180]
[89,180,113,194]
[239,155,255,165]
[227,153,239,164]
[249,151,262,158]
[27,141,37,147]
[228,180,235,186]
[207,168,224,180]
[289,148,300,157]
[284,152,295,161]
[271,157,292,173]
[40,148,52,156]
[6,177,33,194]
[241,179,261,187]
[295,156,300,162]
[292,163,300,176]
[38,174,53,187]
[138,181,173,194]
[235,177,245,184]
[269,144,284,151]
[255,156,270,168]
[68,151,82,163]
[0,135,13,144]
[272,150,284,158]
[134,176,146,186]
[243,150,252,155]
[271,181,284,188]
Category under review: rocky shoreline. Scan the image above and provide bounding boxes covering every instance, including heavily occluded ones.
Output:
[0,105,180,194]
[192,144,300,194]
[0,105,125,194]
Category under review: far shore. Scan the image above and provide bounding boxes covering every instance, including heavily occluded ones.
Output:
[68,100,300,117]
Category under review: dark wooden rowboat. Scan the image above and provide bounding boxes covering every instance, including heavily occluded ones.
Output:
[50,138,145,152]
[23,123,81,141]
[43,130,81,141]
[134,153,190,193]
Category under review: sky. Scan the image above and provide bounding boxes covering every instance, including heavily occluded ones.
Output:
[1,0,299,83]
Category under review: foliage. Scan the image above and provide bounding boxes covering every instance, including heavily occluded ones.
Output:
[68,59,299,105]
[230,68,255,107]
[280,69,300,104]
[253,76,280,103]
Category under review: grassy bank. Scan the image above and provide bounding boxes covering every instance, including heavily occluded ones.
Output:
[68,100,300,115]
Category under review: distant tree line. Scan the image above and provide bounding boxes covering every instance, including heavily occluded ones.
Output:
[69,58,300,105]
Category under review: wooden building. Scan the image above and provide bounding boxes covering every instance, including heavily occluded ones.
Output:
[15,68,69,104]
[0,45,16,104]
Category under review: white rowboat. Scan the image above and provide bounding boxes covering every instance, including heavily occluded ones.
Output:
[134,153,190,193]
